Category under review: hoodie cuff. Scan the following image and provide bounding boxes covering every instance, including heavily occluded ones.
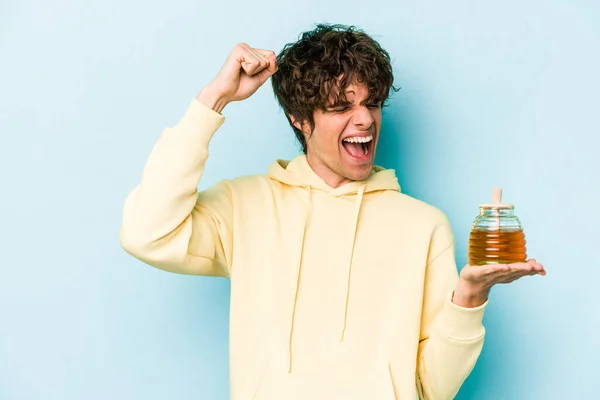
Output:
[435,289,487,341]
[173,97,226,144]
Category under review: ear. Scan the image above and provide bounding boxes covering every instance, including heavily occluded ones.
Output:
[290,114,313,142]
[290,115,303,132]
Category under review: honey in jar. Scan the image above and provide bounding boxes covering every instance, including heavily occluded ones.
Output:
[468,187,527,265]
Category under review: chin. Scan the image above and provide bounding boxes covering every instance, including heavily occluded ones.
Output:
[344,164,373,182]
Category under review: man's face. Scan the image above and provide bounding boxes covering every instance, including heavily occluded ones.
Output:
[292,80,382,188]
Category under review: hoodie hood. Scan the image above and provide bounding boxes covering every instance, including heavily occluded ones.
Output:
[267,154,401,195]
[267,155,401,373]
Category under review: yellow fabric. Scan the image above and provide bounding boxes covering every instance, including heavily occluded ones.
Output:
[120,97,488,400]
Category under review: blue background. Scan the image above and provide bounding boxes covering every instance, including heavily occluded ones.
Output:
[1,0,598,398]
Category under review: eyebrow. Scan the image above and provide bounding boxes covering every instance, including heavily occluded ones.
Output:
[328,98,376,108]
[326,88,377,108]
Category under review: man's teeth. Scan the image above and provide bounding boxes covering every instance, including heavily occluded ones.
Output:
[343,135,373,143]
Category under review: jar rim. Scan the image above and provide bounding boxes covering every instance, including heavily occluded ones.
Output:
[479,205,514,210]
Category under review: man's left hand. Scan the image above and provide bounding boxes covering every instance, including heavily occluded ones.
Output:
[452,259,546,308]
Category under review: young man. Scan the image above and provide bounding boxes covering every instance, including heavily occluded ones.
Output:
[119,24,545,400]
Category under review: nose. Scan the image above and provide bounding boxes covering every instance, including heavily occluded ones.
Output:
[351,105,375,129]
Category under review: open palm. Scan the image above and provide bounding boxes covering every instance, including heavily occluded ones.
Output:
[460,258,546,291]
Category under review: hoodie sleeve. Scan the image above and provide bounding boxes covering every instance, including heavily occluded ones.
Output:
[119,97,233,277]
[416,212,487,400]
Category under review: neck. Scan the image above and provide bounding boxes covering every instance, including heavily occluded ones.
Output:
[305,153,356,189]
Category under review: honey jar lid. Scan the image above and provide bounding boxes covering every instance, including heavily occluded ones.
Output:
[479,187,514,209]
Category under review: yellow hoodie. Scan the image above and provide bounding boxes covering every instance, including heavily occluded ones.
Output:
[119,97,488,400]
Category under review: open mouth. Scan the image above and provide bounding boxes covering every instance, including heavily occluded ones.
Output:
[341,135,373,159]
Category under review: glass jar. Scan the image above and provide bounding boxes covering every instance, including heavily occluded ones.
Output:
[467,187,527,265]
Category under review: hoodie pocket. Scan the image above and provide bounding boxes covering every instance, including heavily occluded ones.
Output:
[367,362,399,399]
[253,360,398,400]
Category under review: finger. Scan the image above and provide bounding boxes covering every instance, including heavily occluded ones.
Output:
[252,48,278,73]
[532,264,546,275]
[487,263,531,280]
[487,261,546,284]
[532,264,545,275]
[532,260,546,274]
[237,44,268,76]
[239,53,260,75]
[497,269,534,284]
[529,260,542,269]
[247,47,268,64]
[526,261,546,276]
[508,268,538,279]
[245,53,268,76]
[246,47,271,73]
[508,261,534,273]
[526,259,542,270]
[251,48,273,61]
[255,66,276,86]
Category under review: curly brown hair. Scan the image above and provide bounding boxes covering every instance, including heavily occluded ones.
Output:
[271,23,401,153]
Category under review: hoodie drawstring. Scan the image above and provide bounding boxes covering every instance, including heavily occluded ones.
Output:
[340,184,366,342]
[287,183,366,372]
[288,185,312,373]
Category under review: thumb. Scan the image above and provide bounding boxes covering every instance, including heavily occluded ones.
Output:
[255,55,278,84]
